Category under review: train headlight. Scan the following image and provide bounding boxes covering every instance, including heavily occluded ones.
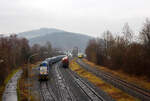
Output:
[40,66,48,75]
[40,71,44,74]
[44,71,48,74]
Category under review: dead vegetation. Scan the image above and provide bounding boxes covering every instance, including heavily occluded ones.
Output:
[83,59,150,91]
[70,59,139,101]
[18,62,40,101]
[0,34,57,100]
[85,19,150,78]
[0,68,19,101]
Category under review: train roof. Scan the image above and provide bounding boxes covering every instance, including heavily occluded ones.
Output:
[41,61,48,64]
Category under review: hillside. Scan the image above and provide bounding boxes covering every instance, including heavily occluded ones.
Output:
[18,28,92,51]
[18,28,64,39]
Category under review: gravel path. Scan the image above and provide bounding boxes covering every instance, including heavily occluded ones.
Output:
[2,70,22,101]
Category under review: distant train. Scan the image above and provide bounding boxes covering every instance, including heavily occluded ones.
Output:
[61,56,69,68]
[78,53,84,58]
[45,55,66,65]
[39,55,66,81]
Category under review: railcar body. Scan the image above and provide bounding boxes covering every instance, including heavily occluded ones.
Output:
[39,55,66,81]
[61,56,69,68]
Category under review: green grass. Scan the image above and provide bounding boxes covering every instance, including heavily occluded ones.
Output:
[4,69,20,85]
[0,68,20,101]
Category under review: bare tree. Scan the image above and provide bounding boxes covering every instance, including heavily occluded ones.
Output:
[122,23,134,44]
[140,18,150,47]
[85,19,150,76]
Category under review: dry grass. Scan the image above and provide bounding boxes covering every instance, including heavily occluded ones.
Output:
[30,61,42,69]
[83,59,150,91]
[18,75,35,101]
[18,76,29,101]
[0,62,41,101]
[18,62,41,101]
[0,86,5,101]
[70,58,139,101]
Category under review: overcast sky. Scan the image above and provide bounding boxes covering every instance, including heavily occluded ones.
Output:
[0,0,150,37]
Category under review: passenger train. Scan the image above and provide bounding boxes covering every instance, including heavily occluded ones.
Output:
[38,55,66,81]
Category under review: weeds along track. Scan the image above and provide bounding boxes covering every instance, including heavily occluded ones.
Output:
[54,63,76,101]
[66,69,106,101]
[40,82,57,101]
[77,59,150,101]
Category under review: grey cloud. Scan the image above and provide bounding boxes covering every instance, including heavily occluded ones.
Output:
[0,0,150,36]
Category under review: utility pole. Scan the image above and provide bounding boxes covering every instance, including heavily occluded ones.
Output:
[27,53,38,101]
[27,52,48,101]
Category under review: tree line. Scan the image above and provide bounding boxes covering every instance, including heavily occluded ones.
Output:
[85,19,150,77]
[0,35,57,86]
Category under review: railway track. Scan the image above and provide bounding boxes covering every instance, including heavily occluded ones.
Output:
[66,69,106,101]
[40,82,57,101]
[77,59,150,101]
[39,61,113,101]
[54,63,76,101]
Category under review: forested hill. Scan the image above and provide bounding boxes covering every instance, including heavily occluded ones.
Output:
[18,28,92,51]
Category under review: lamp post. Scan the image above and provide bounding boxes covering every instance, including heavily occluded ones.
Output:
[27,53,38,101]
[27,52,48,101]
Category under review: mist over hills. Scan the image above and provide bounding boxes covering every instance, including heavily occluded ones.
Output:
[18,28,65,39]
[18,28,92,51]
